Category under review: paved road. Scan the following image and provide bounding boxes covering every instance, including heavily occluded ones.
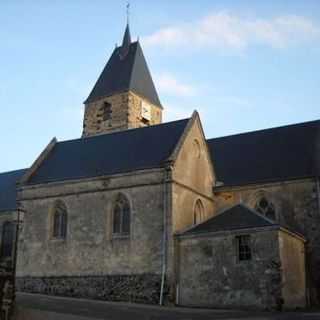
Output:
[15,293,320,320]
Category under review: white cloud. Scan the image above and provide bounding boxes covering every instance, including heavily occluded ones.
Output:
[155,73,197,97]
[143,12,320,52]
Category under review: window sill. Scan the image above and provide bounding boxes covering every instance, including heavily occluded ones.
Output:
[236,259,253,264]
[50,237,67,242]
[112,233,130,240]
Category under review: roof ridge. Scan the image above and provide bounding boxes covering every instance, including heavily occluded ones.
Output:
[127,41,139,92]
[179,203,276,236]
[207,118,320,142]
[177,204,240,235]
[58,118,190,145]
[0,168,28,176]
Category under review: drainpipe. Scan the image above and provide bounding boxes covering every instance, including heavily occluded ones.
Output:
[159,165,171,306]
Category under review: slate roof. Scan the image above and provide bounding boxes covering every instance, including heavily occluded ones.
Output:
[0,169,27,212]
[119,23,131,59]
[207,120,320,187]
[84,40,162,107]
[27,118,189,185]
[182,204,276,235]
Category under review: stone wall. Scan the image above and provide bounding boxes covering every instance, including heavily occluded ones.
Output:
[167,114,215,300]
[0,211,17,268]
[16,274,167,304]
[0,211,17,319]
[82,91,162,137]
[0,211,15,252]
[127,91,162,129]
[177,228,283,310]
[17,169,166,289]
[213,178,320,304]
[172,115,215,233]
[279,230,306,308]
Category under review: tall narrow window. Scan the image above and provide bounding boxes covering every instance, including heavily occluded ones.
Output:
[113,194,130,236]
[236,235,252,261]
[1,222,15,259]
[52,200,68,239]
[255,197,276,221]
[102,102,112,121]
[194,199,204,225]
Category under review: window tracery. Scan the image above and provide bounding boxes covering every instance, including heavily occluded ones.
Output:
[113,194,130,235]
[255,197,276,221]
[52,200,68,239]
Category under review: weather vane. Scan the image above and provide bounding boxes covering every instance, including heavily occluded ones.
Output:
[126,1,130,24]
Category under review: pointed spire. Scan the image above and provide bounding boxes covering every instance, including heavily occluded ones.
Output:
[119,24,131,59]
[119,3,131,59]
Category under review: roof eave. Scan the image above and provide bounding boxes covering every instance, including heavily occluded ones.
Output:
[176,224,280,239]
[213,175,317,191]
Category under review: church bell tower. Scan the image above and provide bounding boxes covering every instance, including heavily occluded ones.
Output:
[82,24,163,137]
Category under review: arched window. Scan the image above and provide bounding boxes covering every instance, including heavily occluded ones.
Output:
[194,200,204,225]
[52,200,68,239]
[193,139,201,158]
[1,222,15,258]
[113,194,130,235]
[255,197,276,221]
[101,102,112,121]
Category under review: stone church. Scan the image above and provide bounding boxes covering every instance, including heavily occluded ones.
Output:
[0,24,319,310]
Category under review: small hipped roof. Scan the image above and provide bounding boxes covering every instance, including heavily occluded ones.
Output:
[182,204,277,235]
[85,25,162,107]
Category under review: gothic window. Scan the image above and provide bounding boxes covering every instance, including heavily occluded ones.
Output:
[255,197,276,221]
[236,235,252,261]
[113,194,130,235]
[193,139,201,158]
[193,199,204,225]
[52,200,68,239]
[1,222,15,259]
[101,102,112,121]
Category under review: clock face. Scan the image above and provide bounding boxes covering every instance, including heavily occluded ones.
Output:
[141,101,151,121]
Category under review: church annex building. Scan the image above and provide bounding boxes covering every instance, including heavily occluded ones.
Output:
[0,24,319,310]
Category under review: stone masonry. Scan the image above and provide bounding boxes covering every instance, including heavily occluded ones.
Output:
[82,91,162,137]
[213,178,320,304]
[177,227,305,310]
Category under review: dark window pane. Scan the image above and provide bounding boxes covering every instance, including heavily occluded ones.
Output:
[260,198,268,208]
[1,222,15,258]
[102,102,112,121]
[61,212,67,238]
[237,235,252,261]
[53,201,68,239]
[113,204,121,234]
[255,197,276,221]
[53,213,60,238]
[113,194,130,235]
[122,204,130,234]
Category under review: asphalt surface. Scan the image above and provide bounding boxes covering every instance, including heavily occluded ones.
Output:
[16,293,320,320]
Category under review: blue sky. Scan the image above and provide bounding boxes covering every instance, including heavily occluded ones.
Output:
[1,0,320,172]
